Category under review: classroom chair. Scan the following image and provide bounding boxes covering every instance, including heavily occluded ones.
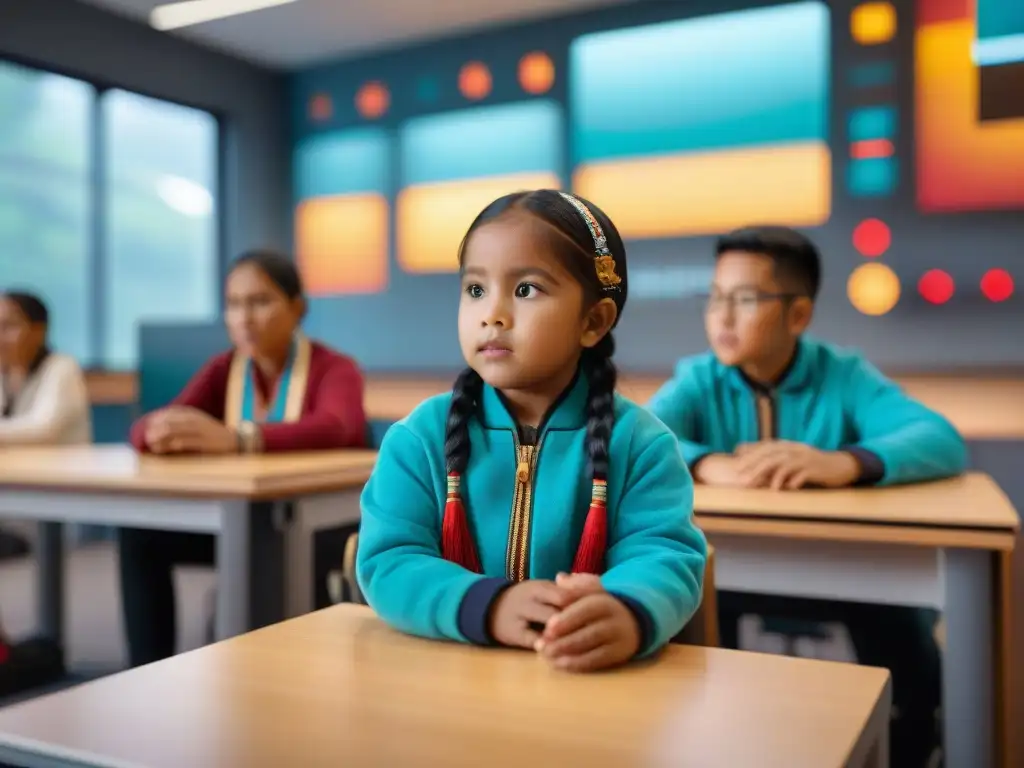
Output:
[672,544,719,647]
[336,535,719,648]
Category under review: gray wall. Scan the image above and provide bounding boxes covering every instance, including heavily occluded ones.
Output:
[2,0,290,263]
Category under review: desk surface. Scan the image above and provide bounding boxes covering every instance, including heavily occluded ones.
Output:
[0,605,890,768]
[696,471,1020,532]
[0,445,377,499]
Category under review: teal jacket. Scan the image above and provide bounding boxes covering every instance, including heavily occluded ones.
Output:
[647,338,967,486]
[358,373,708,656]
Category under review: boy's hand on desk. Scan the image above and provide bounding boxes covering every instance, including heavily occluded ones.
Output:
[489,581,572,650]
[536,583,641,673]
[692,454,758,488]
[145,407,238,455]
[734,441,860,490]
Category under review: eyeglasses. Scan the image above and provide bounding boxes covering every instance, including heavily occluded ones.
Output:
[702,291,801,315]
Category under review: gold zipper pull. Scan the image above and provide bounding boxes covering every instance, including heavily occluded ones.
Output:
[516,445,534,484]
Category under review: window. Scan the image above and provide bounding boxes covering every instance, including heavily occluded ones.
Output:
[0,61,92,361]
[0,60,219,369]
[102,90,218,369]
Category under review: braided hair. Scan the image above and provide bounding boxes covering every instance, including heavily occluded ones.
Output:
[441,190,628,575]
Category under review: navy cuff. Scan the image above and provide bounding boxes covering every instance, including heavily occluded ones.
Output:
[610,593,654,655]
[845,447,885,486]
[457,578,512,646]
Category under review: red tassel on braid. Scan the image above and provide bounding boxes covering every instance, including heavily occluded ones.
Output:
[0,640,9,665]
[572,477,608,574]
[442,473,481,573]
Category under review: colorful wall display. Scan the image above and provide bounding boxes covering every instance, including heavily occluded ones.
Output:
[569,2,832,239]
[396,101,562,274]
[289,0,1023,372]
[293,128,390,295]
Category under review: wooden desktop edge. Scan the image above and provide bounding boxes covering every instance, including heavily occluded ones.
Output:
[86,371,1024,439]
[697,513,1018,551]
[0,469,374,501]
[0,733,113,768]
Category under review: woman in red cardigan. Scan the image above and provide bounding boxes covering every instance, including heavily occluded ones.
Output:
[122,249,367,666]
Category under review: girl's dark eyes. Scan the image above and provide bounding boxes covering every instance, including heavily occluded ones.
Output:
[515,282,542,299]
[464,282,543,299]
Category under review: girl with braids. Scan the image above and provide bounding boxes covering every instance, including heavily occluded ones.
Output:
[358,190,707,672]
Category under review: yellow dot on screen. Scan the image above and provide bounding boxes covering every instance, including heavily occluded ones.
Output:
[847,263,901,316]
[850,2,896,45]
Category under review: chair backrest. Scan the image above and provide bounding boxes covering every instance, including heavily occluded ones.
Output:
[342,532,364,605]
[138,322,230,413]
[366,419,394,449]
[672,544,719,647]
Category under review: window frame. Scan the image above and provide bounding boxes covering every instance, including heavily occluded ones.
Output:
[0,51,227,373]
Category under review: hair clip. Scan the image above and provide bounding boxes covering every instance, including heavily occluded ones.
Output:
[559,193,622,291]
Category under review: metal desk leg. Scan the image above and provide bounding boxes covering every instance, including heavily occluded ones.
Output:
[35,522,64,646]
[285,504,314,619]
[248,502,285,632]
[942,548,995,768]
[215,501,250,641]
[286,491,362,619]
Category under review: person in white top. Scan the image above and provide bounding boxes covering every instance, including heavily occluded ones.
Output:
[0,292,92,447]
[0,291,91,697]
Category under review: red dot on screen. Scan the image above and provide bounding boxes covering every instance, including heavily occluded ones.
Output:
[308,94,332,122]
[918,269,955,304]
[980,269,1014,303]
[355,82,390,120]
[852,218,891,258]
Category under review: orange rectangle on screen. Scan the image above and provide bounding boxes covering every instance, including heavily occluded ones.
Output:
[396,172,561,273]
[572,141,830,239]
[295,193,389,295]
[915,17,1024,212]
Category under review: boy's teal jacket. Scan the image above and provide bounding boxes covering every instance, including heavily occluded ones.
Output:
[357,373,708,656]
[647,337,967,485]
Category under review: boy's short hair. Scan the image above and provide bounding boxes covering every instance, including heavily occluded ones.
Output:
[715,225,822,300]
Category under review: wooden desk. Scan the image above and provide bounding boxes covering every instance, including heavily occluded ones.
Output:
[0,445,376,499]
[692,473,1019,768]
[0,445,377,650]
[0,605,892,768]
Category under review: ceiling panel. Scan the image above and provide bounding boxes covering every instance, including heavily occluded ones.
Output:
[77,0,635,69]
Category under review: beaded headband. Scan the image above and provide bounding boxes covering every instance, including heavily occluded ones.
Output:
[558,192,622,292]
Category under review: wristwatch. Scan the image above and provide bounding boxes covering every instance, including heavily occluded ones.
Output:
[236,420,263,454]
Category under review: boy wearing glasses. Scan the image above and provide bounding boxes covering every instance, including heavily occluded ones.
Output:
[647,225,965,767]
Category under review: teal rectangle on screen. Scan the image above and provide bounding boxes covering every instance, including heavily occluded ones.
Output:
[848,106,896,141]
[847,157,897,197]
[848,61,896,89]
[570,1,830,164]
[978,0,1024,40]
[400,100,563,187]
[294,127,390,199]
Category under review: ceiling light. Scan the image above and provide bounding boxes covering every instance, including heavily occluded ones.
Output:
[150,0,299,31]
